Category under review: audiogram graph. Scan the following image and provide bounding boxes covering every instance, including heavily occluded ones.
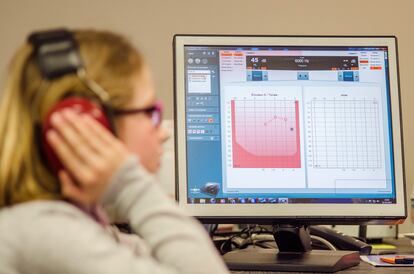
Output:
[231,99,301,168]
[309,98,382,169]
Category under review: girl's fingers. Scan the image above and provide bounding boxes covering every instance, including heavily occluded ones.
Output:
[48,108,131,207]
[61,109,110,156]
[50,111,104,167]
[46,129,94,184]
[81,113,129,162]
[82,114,122,150]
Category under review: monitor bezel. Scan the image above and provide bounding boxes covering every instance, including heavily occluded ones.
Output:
[173,35,406,225]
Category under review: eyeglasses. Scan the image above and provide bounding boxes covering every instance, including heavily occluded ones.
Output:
[113,100,163,127]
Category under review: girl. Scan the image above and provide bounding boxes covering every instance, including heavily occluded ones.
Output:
[0,29,229,274]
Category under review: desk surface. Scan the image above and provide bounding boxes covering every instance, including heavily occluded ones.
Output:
[231,238,414,274]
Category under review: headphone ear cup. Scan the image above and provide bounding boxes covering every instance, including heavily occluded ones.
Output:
[41,97,114,175]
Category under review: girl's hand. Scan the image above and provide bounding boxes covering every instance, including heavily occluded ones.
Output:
[46,108,131,207]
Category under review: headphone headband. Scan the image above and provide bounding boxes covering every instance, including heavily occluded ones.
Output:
[28,29,83,80]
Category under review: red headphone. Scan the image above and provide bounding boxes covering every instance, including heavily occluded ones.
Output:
[29,29,114,175]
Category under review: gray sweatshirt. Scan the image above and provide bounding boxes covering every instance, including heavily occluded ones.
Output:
[0,156,230,274]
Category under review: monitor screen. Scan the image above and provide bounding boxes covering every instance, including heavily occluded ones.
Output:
[174,36,406,223]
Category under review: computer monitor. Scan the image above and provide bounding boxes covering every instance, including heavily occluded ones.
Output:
[173,35,406,271]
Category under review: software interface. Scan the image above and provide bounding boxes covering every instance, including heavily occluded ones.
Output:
[184,46,395,205]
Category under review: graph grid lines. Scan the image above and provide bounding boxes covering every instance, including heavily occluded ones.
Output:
[231,99,301,168]
[310,98,382,169]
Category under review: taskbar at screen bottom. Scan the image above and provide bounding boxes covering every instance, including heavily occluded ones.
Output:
[187,197,396,205]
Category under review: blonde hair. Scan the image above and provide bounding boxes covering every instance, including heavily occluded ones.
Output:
[0,30,144,207]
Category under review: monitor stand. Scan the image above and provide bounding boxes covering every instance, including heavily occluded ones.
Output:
[222,225,360,273]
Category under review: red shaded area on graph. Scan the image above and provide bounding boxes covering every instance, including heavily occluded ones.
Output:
[231,100,301,168]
